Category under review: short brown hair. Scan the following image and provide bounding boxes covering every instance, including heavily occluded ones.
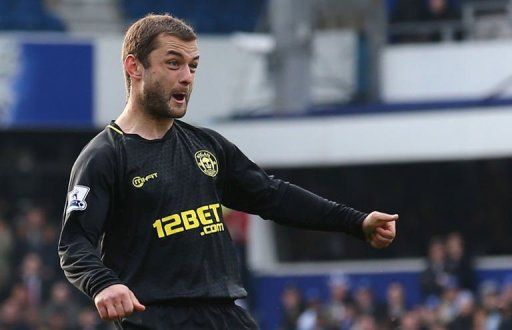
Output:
[122,13,197,97]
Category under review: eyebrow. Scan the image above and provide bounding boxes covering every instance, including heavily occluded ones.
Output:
[166,50,200,60]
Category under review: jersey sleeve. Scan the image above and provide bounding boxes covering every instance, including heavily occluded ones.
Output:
[209,130,368,240]
[58,137,123,299]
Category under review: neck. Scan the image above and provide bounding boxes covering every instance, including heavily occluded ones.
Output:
[116,98,174,140]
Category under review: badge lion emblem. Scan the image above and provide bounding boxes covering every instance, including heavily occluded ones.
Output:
[195,150,218,177]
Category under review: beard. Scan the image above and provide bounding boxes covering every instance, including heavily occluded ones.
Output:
[141,80,190,119]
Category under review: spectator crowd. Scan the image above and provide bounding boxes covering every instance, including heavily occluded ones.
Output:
[280,232,512,330]
[0,201,109,329]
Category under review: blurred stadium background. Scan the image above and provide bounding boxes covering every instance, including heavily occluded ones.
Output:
[1,0,512,329]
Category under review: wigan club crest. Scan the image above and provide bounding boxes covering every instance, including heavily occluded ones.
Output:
[194,150,218,177]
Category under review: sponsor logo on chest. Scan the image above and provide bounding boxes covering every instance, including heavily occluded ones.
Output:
[152,203,225,239]
[132,172,158,188]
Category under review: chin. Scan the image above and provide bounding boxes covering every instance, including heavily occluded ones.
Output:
[168,109,187,119]
[167,103,187,118]
[157,112,185,120]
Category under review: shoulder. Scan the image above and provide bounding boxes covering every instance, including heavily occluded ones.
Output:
[175,120,232,147]
[73,127,118,172]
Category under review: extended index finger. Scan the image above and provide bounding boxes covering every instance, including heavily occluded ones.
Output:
[372,211,399,222]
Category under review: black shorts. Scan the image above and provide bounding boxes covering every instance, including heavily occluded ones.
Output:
[113,299,259,329]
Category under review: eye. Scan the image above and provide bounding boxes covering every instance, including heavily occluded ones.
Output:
[189,63,198,73]
[167,60,179,69]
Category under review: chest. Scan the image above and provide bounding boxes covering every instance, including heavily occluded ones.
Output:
[120,136,222,207]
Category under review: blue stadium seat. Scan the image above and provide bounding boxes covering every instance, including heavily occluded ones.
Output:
[124,0,168,19]
[159,0,193,18]
[193,0,221,33]
[12,0,44,30]
[43,13,66,31]
[9,0,65,31]
[0,0,14,30]
[122,0,266,33]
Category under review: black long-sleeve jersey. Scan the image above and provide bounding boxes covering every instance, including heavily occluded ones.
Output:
[58,120,368,304]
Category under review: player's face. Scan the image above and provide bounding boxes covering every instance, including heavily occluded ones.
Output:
[141,34,199,119]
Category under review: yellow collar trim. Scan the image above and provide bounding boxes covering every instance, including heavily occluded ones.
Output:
[107,124,124,135]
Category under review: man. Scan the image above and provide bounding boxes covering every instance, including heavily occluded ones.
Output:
[58,14,398,329]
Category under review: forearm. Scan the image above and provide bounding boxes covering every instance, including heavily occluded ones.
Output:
[265,182,367,240]
[58,229,122,299]
[215,132,367,239]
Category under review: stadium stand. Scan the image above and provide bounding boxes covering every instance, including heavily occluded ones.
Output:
[121,0,268,33]
[0,0,65,31]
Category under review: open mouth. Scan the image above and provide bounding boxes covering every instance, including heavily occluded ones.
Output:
[172,93,186,104]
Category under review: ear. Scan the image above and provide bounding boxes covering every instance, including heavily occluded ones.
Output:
[124,54,143,81]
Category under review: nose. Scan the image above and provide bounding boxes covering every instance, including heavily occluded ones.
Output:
[179,66,194,86]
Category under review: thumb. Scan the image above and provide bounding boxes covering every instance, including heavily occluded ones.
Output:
[130,291,146,312]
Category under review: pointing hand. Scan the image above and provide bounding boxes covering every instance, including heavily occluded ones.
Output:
[362,211,398,249]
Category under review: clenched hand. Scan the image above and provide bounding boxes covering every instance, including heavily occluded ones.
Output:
[94,284,146,321]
